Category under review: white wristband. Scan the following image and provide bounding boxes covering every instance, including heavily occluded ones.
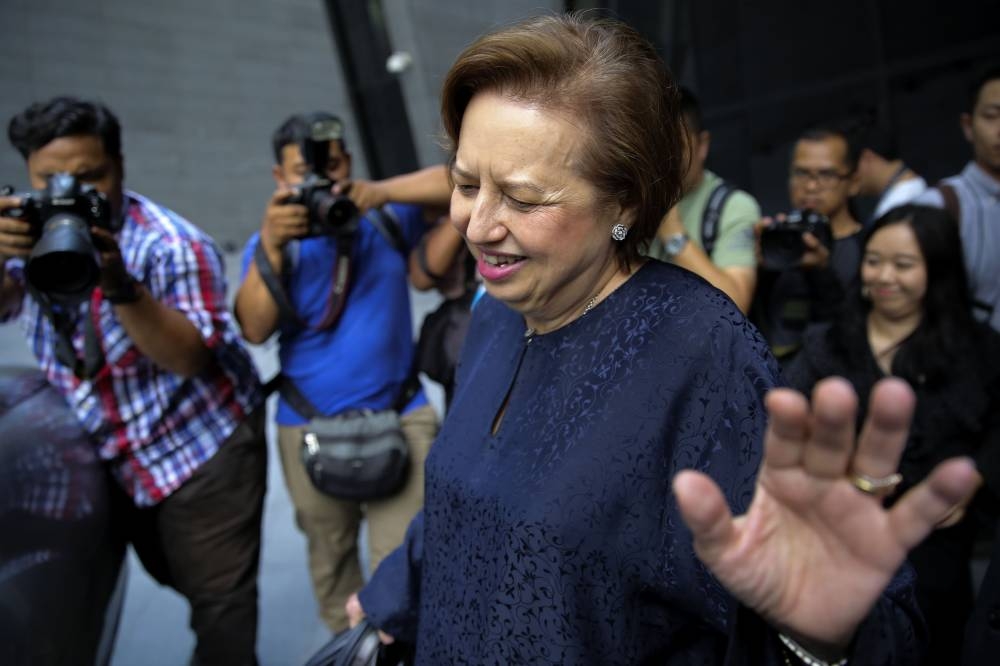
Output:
[778,633,848,666]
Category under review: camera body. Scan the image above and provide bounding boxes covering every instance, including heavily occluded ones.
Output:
[759,209,833,271]
[286,174,360,238]
[2,173,113,303]
[287,117,360,238]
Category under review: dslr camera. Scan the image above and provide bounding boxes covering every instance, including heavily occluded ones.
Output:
[2,173,113,303]
[759,209,833,271]
[287,117,360,238]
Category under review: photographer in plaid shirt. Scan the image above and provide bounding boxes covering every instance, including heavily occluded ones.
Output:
[0,96,267,666]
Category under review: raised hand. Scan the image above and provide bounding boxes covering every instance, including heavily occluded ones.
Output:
[673,377,979,657]
[260,188,308,254]
[334,179,388,214]
[798,230,831,270]
[90,227,133,295]
[0,195,35,260]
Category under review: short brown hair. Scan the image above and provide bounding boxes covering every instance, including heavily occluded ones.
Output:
[440,13,685,269]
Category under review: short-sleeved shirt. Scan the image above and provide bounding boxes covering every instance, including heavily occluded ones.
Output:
[647,169,760,268]
[872,176,927,221]
[915,162,1000,331]
[2,191,263,506]
[240,204,428,426]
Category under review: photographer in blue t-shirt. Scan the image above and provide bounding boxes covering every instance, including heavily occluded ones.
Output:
[234,111,452,634]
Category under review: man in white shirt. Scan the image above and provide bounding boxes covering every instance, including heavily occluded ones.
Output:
[915,65,1000,331]
[853,121,926,222]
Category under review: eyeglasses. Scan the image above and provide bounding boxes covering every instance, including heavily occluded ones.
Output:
[789,167,853,188]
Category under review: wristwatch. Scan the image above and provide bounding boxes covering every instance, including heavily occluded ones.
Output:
[663,232,689,260]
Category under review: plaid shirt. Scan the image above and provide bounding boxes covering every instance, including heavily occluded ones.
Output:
[1,191,262,506]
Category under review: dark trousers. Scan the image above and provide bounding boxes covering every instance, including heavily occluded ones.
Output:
[111,408,267,666]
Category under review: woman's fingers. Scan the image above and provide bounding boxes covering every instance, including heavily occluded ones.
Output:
[345,592,395,643]
[673,469,736,564]
[888,457,980,551]
[345,592,364,628]
[762,387,812,470]
[800,378,857,480]
[851,379,916,483]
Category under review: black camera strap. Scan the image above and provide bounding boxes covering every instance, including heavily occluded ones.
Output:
[254,227,355,332]
[257,203,422,416]
[30,286,105,380]
[254,206,407,332]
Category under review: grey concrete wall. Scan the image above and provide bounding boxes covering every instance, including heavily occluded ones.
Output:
[0,0,563,247]
[0,0,366,249]
[381,1,562,167]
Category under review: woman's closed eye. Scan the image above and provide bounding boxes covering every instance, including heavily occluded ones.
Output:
[506,197,538,212]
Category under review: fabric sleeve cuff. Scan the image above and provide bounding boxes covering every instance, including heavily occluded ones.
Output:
[357,510,425,643]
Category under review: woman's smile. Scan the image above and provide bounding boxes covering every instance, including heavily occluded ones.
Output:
[477,250,527,280]
[449,92,626,332]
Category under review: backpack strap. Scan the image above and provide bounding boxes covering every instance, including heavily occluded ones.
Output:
[414,233,448,282]
[701,180,736,257]
[367,206,407,255]
[936,182,961,223]
[392,368,422,413]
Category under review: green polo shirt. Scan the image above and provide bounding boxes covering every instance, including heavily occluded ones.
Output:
[647,169,760,268]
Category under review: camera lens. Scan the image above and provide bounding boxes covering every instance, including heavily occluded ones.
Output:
[315,194,358,229]
[25,214,100,303]
[760,227,807,271]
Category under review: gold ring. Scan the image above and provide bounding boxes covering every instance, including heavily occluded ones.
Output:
[849,472,903,497]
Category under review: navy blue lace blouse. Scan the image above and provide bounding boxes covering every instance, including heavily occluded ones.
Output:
[360,261,923,665]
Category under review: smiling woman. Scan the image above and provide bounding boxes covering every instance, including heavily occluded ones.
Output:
[786,203,1000,664]
[449,92,629,333]
[348,14,982,666]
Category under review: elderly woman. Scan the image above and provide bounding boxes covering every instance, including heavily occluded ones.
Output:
[349,14,977,665]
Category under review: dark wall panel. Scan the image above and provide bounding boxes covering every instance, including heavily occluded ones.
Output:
[632,0,1000,214]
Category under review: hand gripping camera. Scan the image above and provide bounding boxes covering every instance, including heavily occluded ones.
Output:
[287,117,360,238]
[2,173,113,303]
[759,209,833,271]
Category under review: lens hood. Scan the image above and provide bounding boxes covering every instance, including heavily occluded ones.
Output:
[25,214,100,304]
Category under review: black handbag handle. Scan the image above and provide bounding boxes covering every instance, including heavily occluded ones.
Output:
[302,618,414,666]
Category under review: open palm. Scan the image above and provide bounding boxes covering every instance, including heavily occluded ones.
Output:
[674,377,979,652]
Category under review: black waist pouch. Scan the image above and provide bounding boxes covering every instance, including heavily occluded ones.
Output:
[301,408,410,501]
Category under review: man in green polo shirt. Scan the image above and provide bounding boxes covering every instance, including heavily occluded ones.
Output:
[647,87,760,313]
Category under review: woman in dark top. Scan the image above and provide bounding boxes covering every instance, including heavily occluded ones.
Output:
[786,204,1000,664]
[348,15,981,665]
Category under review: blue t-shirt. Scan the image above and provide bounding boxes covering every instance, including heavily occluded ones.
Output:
[240,204,427,425]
